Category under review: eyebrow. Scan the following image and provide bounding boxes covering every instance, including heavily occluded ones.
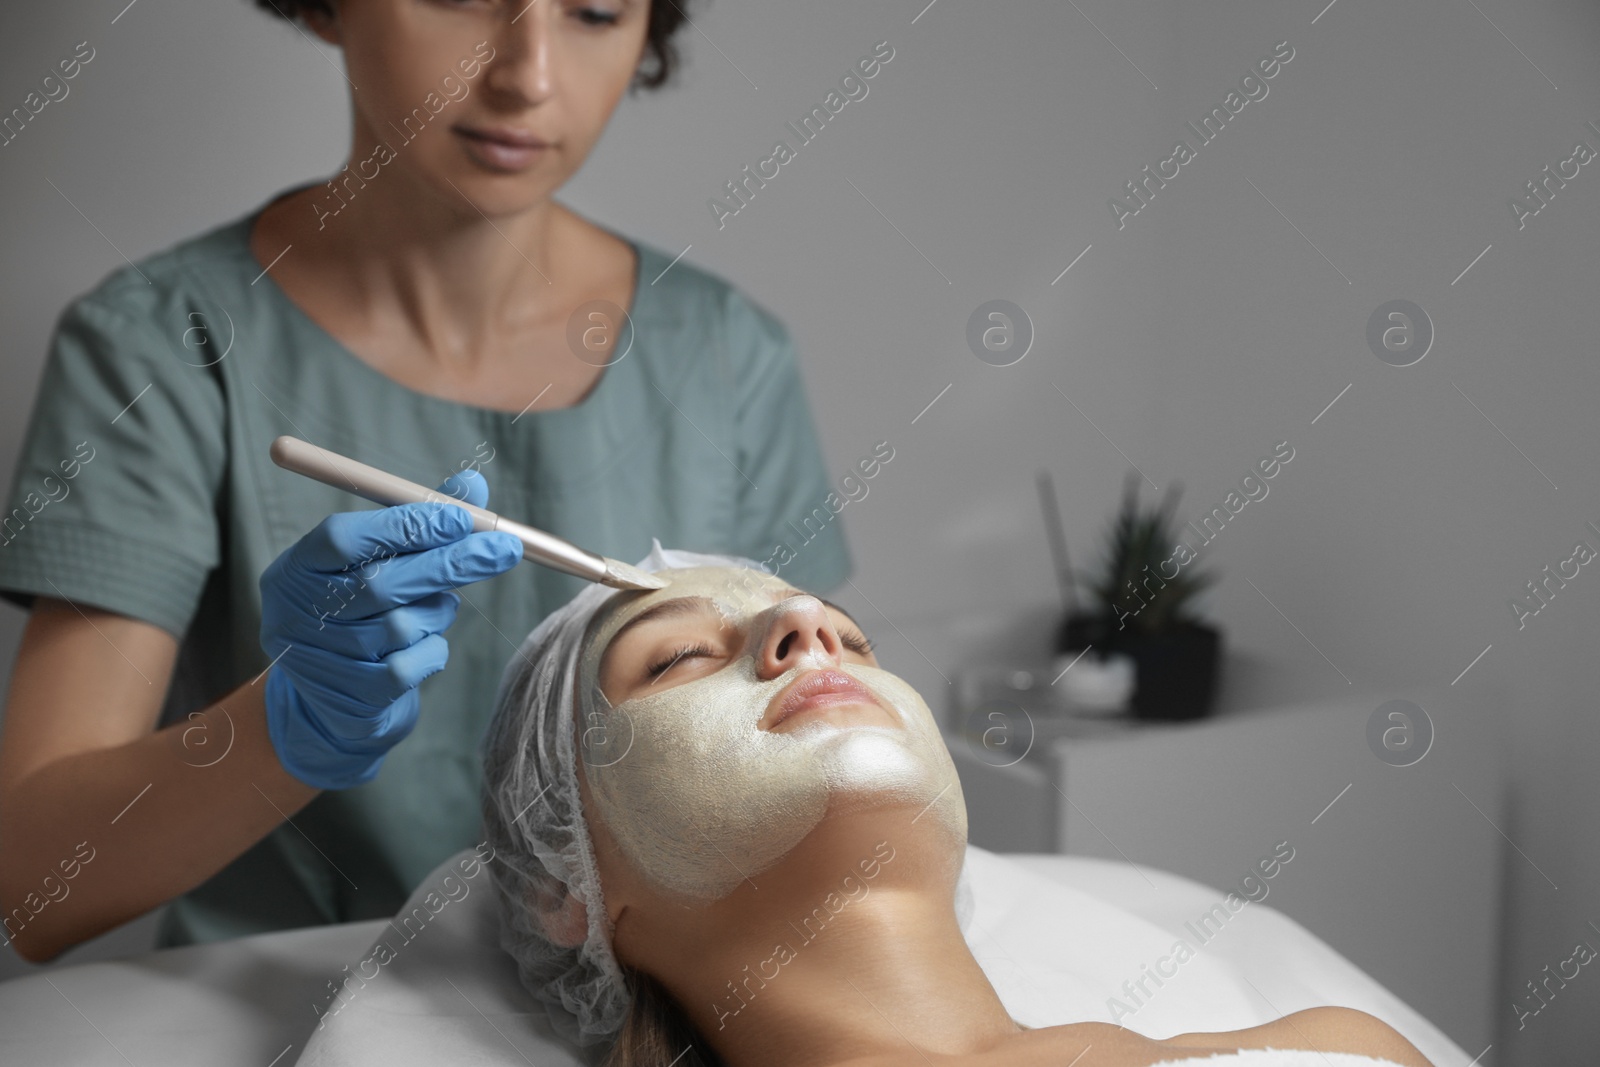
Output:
[605,588,868,654]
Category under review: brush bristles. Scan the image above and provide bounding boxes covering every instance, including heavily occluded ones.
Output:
[603,558,670,591]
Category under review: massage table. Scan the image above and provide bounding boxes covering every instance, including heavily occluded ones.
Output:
[0,844,1473,1066]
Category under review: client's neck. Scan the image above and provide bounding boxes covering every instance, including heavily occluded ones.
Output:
[665,819,1019,1067]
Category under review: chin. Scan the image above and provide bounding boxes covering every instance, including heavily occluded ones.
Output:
[807,706,970,841]
[432,158,560,214]
[819,742,966,851]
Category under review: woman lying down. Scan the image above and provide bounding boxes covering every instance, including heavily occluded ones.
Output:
[479,544,1435,1067]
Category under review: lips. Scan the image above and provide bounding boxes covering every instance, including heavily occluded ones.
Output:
[454,124,549,148]
[454,125,551,173]
[766,668,880,730]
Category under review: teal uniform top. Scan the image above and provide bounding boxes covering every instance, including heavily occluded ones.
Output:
[0,187,852,946]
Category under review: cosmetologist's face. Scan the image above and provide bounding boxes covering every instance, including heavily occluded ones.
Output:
[574,566,968,901]
[307,0,651,213]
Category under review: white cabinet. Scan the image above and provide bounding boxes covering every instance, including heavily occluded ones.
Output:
[944,672,1506,1058]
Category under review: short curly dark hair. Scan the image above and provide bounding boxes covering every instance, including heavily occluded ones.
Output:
[253,0,694,91]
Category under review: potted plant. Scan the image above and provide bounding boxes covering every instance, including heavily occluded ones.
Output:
[1055,470,1224,721]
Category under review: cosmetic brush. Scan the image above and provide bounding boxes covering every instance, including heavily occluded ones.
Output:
[269,435,668,592]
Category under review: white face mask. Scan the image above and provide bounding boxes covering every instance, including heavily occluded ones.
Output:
[575,566,967,901]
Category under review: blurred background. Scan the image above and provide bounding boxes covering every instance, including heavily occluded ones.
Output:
[3,1,1598,1063]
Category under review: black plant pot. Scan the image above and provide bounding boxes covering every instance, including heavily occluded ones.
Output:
[1055,609,1114,655]
[1055,612,1223,721]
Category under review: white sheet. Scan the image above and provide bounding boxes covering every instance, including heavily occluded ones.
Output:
[0,844,1467,1066]
[0,917,383,1066]
[294,845,1470,1066]
[1149,1054,1407,1066]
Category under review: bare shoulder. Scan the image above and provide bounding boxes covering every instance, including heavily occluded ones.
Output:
[830,1012,1434,1067]
[1161,1006,1436,1067]
[825,1021,1214,1067]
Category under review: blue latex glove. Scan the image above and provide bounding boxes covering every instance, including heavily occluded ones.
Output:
[259,469,523,790]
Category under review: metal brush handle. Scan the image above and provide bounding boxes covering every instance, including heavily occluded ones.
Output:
[268,435,609,583]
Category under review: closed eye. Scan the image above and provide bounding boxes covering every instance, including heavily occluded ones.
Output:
[842,627,874,657]
[646,642,714,678]
[574,7,622,26]
[644,626,874,680]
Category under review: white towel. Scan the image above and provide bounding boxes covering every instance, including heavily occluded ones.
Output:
[297,847,1468,1067]
[1149,1050,1409,1066]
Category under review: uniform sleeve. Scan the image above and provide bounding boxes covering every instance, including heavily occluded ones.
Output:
[0,289,226,640]
[723,290,854,595]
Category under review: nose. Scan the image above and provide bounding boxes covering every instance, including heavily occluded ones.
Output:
[482,3,555,105]
[753,596,846,681]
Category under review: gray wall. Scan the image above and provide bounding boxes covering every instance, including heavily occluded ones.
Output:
[3,1,1598,1063]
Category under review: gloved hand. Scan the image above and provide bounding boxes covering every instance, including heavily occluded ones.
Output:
[259,469,523,790]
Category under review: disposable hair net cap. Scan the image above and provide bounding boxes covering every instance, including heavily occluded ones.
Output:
[479,538,977,1050]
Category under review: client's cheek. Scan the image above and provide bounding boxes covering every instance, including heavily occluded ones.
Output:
[581,668,838,899]
[585,657,970,899]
